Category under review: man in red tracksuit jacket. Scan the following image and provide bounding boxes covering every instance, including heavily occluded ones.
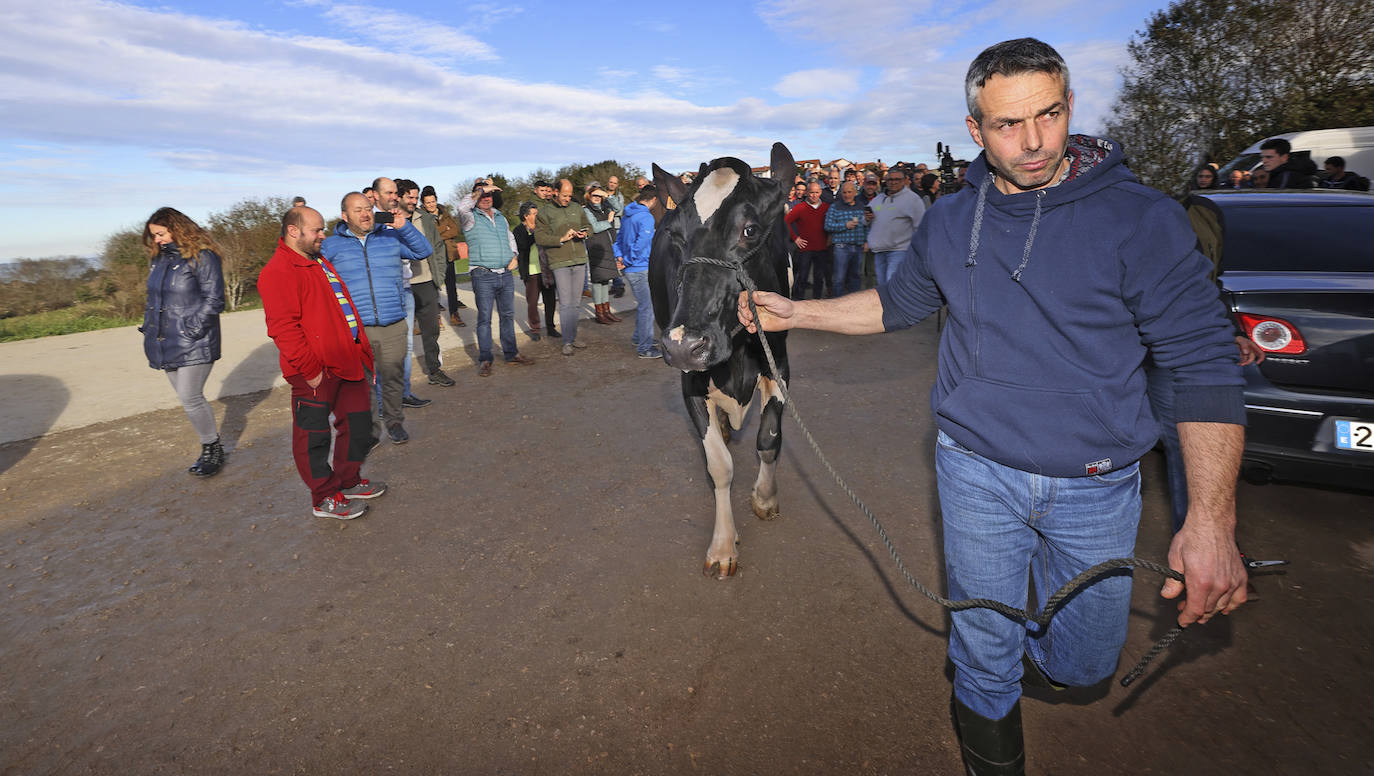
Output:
[259,206,387,520]
[784,180,831,299]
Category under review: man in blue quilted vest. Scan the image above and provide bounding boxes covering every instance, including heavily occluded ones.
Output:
[456,183,536,377]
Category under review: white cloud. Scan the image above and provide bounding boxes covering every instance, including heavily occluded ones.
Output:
[1056,40,1132,134]
[298,0,499,61]
[757,0,962,65]
[773,69,861,98]
[0,0,1144,259]
[651,65,697,89]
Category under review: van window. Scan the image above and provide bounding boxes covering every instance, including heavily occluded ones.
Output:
[1218,153,1260,178]
[1221,204,1374,272]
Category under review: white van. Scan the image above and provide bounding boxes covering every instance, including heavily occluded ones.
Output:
[1219,126,1374,182]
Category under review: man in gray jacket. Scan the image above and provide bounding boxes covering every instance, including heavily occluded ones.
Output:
[865,167,926,285]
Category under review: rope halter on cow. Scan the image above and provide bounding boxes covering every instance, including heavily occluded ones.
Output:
[694,249,1190,688]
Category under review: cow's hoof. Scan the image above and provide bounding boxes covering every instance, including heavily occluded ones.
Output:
[751,497,781,521]
[703,557,738,578]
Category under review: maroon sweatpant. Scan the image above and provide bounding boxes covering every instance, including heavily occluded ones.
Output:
[285,372,375,506]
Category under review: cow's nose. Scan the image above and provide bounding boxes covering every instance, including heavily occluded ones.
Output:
[662,331,712,371]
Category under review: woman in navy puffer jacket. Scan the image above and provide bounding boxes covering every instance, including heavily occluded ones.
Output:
[141,207,226,477]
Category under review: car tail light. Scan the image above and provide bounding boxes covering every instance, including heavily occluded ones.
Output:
[1237,313,1307,355]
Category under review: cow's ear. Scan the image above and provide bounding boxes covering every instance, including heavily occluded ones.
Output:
[653,163,687,208]
[770,143,796,186]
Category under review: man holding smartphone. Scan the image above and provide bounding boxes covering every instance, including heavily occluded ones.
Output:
[534,179,595,354]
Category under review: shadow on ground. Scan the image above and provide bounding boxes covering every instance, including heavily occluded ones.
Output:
[0,374,69,472]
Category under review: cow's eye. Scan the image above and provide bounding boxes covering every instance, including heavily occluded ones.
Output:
[743,224,759,239]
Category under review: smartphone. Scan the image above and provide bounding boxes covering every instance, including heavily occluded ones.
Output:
[374,211,397,226]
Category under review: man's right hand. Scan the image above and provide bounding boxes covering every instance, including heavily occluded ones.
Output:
[794,237,809,250]
[737,290,794,334]
[307,371,324,389]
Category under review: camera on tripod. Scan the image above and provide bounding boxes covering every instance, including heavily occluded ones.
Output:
[936,142,962,196]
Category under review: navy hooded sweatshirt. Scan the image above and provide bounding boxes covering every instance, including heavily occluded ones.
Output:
[878,135,1244,477]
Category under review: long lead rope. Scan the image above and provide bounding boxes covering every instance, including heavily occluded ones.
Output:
[683,254,1183,688]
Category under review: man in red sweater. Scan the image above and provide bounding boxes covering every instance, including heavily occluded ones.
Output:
[259,206,388,520]
[784,180,831,299]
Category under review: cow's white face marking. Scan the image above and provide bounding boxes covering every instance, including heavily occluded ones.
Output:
[668,325,686,343]
[694,168,740,224]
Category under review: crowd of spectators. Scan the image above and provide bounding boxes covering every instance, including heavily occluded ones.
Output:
[242,173,668,518]
[1189,137,1369,193]
[782,157,961,296]
[169,134,1363,519]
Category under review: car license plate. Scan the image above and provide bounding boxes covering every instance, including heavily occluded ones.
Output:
[1335,420,1374,452]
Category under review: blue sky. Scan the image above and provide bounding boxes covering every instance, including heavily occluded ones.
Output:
[0,0,1167,260]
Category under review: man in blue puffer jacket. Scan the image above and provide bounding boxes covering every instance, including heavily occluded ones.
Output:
[322,191,431,444]
[613,185,661,358]
[740,38,1249,774]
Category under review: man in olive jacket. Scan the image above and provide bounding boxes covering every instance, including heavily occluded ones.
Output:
[534,179,594,352]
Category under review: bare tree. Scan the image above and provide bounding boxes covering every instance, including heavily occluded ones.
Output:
[207,197,288,310]
[1105,0,1374,193]
[98,229,151,320]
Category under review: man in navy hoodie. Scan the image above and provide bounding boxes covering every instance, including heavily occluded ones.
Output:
[740,38,1247,774]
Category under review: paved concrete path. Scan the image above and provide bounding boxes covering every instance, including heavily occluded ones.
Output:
[0,284,634,445]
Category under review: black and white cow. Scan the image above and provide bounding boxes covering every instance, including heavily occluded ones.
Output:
[649,144,795,578]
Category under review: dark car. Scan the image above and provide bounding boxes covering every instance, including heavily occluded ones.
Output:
[1202,190,1374,490]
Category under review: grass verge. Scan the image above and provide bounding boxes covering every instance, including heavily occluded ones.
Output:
[0,302,141,342]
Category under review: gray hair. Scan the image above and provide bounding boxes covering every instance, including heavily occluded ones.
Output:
[965,38,1070,124]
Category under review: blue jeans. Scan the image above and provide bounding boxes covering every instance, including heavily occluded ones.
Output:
[1145,361,1188,533]
[873,248,910,287]
[624,270,656,353]
[832,243,863,296]
[936,430,1141,720]
[470,267,518,363]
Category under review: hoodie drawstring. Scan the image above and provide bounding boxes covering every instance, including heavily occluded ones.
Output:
[1011,190,1046,283]
[966,175,993,267]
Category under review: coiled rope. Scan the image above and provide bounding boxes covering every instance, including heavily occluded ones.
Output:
[683,254,1184,688]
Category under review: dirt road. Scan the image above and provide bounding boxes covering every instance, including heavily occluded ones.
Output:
[2,318,1371,774]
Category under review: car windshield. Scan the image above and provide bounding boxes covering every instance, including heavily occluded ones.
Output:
[1221,204,1374,272]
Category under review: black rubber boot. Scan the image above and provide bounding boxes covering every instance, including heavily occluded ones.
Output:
[189,438,225,477]
[952,695,1026,776]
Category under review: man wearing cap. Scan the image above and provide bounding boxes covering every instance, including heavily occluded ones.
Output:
[456,182,535,376]
[856,172,883,289]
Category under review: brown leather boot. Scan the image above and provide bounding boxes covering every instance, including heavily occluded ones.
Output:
[604,304,622,322]
[593,303,612,324]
